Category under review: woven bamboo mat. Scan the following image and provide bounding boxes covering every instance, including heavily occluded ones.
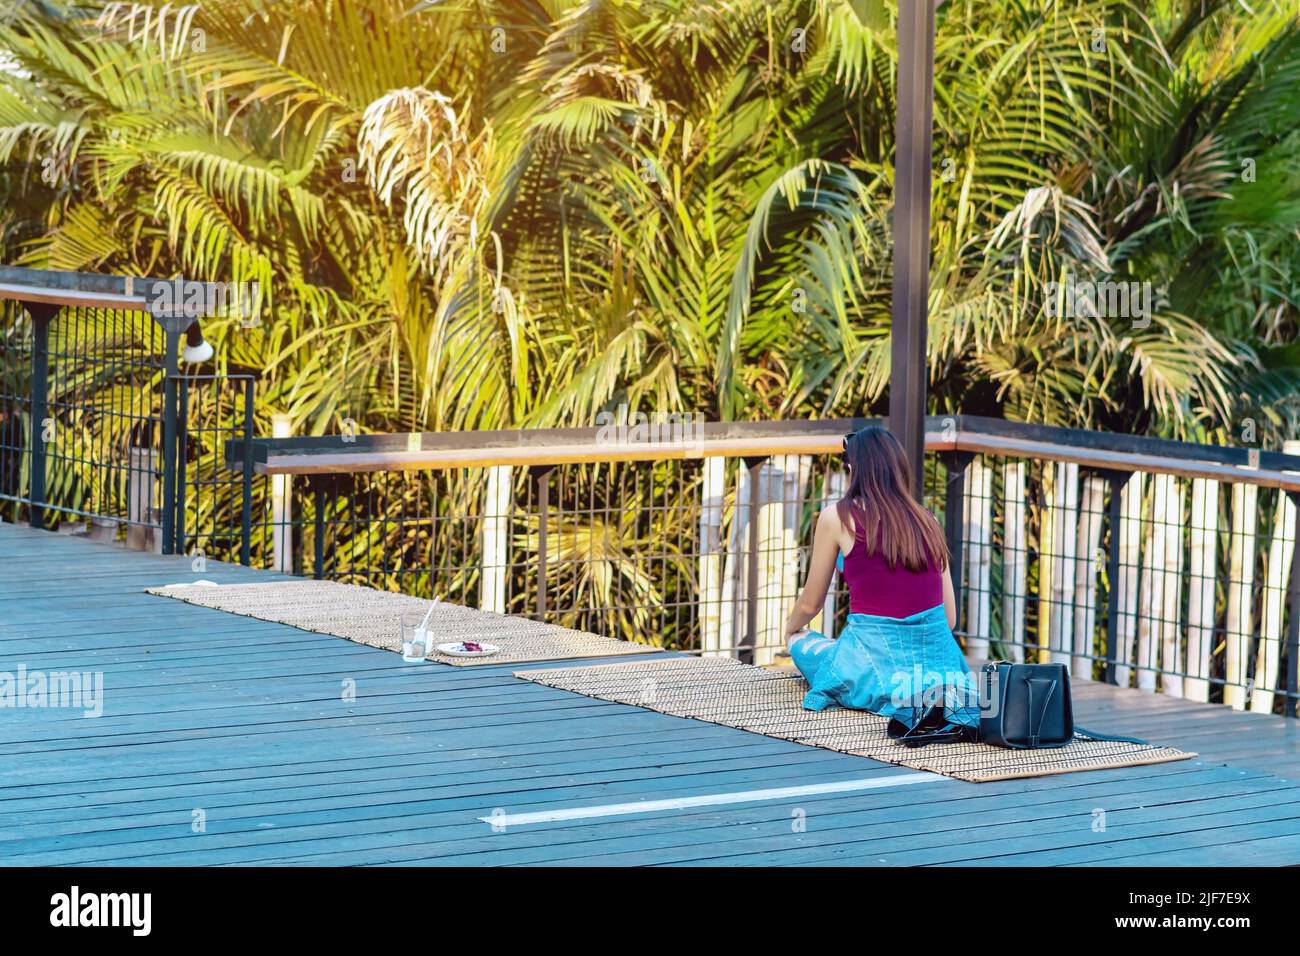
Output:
[145,580,658,667]
[515,657,1196,783]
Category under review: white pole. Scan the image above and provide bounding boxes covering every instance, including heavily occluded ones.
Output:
[965,457,992,660]
[126,445,160,553]
[1158,474,1186,698]
[480,465,513,614]
[755,462,778,665]
[1225,481,1259,710]
[1254,460,1298,714]
[782,454,812,641]
[754,456,807,666]
[1072,474,1106,680]
[698,456,727,657]
[1002,460,1027,663]
[719,463,751,660]
[1184,477,1219,703]
[1114,473,1145,688]
[1136,473,1167,692]
[271,414,293,574]
[1048,461,1079,667]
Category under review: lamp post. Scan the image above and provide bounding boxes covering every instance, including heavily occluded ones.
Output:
[888,0,938,501]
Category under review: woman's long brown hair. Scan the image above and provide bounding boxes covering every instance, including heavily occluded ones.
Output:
[834,426,949,572]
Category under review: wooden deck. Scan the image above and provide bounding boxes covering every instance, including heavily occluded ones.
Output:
[3,520,1300,866]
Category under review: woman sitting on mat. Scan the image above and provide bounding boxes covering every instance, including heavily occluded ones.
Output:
[783,426,978,726]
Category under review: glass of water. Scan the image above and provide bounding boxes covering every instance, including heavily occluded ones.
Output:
[400,611,432,662]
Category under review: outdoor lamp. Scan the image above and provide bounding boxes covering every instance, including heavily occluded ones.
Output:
[181,320,213,363]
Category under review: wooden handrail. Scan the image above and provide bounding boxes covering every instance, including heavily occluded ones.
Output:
[0,281,150,313]
[0,266,198,332]
[0,266,154,313]
[235,432,888,475]
[957,432,1300,493]
[225,416,1300,492]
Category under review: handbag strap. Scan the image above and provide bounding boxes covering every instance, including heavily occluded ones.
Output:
[888,702,979,748]
[1073,725,1148,746]
[1024,677,1148,746]
[1024,676,1057,748]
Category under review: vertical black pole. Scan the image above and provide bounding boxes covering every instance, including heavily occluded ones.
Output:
[25,302,57,529]
[532,466,554,620]
[160,329,180,555]
[888,0,938,501]
[941,451,973,627]
[1103,471,1129,686]
[1285,490,1300,718]
[743,456,766,665]
[313,479,328,580]
[240,378,253,567]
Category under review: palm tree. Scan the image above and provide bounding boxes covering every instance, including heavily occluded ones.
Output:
[4,0,1299,436]
[1,0,1298,642]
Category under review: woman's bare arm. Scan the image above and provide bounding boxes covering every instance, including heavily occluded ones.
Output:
[784,507,843,641]
[942,564,957,630]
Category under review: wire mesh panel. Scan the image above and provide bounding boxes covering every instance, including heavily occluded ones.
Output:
[0,302,168,539]
[527,460,701,647]
[251,451,857,659]
[1,301,260,561]
[313,469,481,598]
[939,453,1300,716]
[0,300,33,523]
[174,372,258,567]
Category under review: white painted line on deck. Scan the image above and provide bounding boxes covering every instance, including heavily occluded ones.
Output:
[478,772,946,827]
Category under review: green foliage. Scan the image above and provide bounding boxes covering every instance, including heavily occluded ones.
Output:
[2,0,1296,442]
[1,0,1299,634]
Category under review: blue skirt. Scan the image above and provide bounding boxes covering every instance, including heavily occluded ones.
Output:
[789,605,979,727]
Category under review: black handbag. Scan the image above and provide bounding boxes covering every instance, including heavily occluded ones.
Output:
[979,661,1147,749]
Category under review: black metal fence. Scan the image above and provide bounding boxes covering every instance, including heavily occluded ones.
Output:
[292,456,919,655]
[5,286,1300,717]
[951,449,1300,716]
[0,295,259,564]
[2,301,164,535]
[218,421,1300,717]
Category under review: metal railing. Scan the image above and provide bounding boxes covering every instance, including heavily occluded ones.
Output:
[220,415,1300,718]
[937,428,1300,717]
[5,270,1300,717]
[0,269,260,565]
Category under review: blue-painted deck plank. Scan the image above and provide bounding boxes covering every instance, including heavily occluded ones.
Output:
[2,762,915,865]
[318,767,1279,867]
[523,782,1300,869]
[5,520,1300,866]
[0,747,867,848]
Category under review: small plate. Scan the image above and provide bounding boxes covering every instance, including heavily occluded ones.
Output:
[436,641,500,658]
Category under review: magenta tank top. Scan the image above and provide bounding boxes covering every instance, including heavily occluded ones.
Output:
[840,529,944,619]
